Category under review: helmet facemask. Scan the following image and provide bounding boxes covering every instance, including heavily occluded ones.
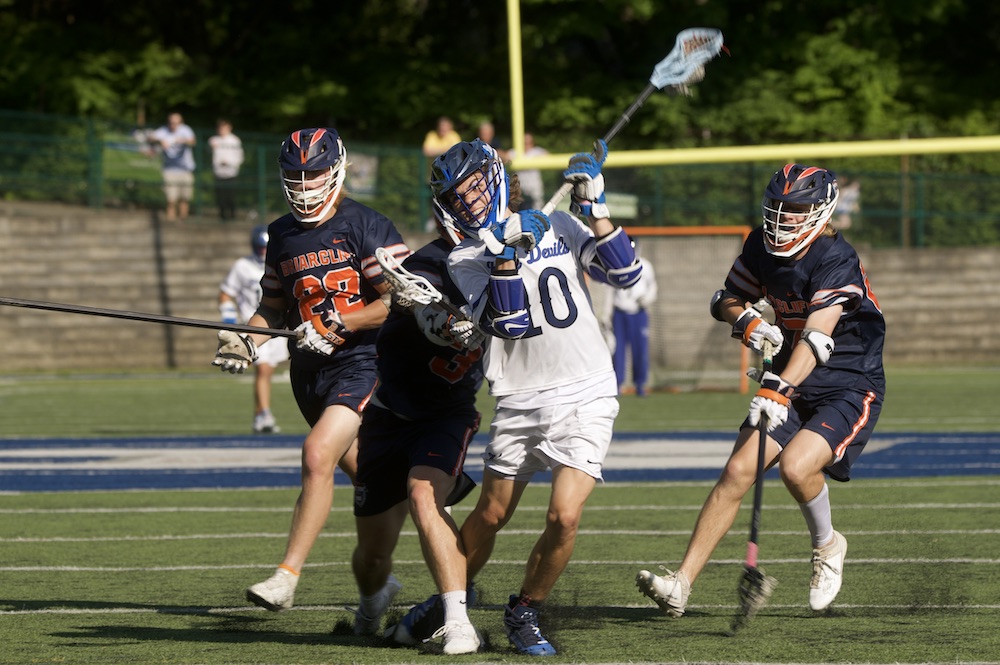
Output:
[282,164,345,224]
[431,141,509,240]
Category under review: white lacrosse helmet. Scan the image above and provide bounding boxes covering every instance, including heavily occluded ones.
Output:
[761,164,840,257]
[278,128,348,224]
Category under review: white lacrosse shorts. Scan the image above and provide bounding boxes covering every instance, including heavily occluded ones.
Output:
[485,396,619,482]
[255,337,291,368]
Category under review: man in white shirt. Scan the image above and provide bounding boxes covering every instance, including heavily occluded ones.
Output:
[208,119,245,221]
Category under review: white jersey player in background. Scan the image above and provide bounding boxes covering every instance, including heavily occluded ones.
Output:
[218,225,290,433]
[396,138,640,656]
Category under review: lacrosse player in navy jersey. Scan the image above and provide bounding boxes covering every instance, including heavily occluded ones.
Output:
[212,128,410,625]
[393,139,641,656]
[637,164,886,617]
[349,205,486,653]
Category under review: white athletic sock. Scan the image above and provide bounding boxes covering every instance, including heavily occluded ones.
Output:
[799,483,833,548]
[441,590,469,624]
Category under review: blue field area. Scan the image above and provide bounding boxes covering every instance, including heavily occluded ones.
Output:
[0,432,998,492]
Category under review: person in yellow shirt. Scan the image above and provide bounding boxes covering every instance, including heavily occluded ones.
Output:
[422,116,462,157]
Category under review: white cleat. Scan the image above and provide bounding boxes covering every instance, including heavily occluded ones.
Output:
[246,568,298,611]
[636,568,690,618]
[354,575,403,635]
[253,410,280,434]
[431,620,481,655]
[809,530,847,611]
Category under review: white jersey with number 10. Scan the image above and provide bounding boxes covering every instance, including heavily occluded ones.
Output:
[447,210,616,399]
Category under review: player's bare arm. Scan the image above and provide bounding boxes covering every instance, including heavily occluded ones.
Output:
[339,282,394,332]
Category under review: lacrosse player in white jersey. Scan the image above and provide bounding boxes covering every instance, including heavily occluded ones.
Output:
[218,225,291,433]
[397,138,640,656]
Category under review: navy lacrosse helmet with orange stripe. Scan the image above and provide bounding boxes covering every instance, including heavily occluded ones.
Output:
[761,164,839,258]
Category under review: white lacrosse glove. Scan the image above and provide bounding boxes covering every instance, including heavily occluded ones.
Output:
[212,330,258,374]
[563,139,610,219]
[747,371,796,431]
[415,305,485,350]
[731,307,784,356]
[492,209,550,252]
[295,311,351,356]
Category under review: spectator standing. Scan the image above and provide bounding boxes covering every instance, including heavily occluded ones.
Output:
[209,119,244,221]
[422,116,462,158]
[150,112,196,221]
[218,225,291,433]
[833,177,861,230]
[476,121,508,161]
[509,132,548,210]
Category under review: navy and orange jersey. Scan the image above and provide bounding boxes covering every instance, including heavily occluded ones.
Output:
[260,198,410,370]
[373,238,485,421]
[724,227,886,395]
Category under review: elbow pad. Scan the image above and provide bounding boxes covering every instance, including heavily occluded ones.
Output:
[710,289,732,322]
[485,269,530,339]
[801,329,835,365]
[588,227,641,288]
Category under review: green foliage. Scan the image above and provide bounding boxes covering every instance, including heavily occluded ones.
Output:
[2,1,1000,245]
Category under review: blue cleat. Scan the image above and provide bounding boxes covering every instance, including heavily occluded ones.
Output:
[386,582,478,645]
[503,595,556,656]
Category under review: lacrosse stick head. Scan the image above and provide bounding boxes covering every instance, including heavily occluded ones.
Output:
[761,164,840,258]
[649,28,725,92]
[374,247,442,308]
[430,140,509,241]
[278,128,347,224]
[729,565,778,635]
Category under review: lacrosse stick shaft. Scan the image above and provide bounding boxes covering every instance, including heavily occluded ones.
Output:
[747,340,774,561]
[0,296,300,339]
[541,83,656,216]
[540,28,723,216]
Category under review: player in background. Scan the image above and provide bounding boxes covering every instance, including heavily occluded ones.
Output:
[212,128,410,620]
[390,139,641,656]
[603,235,658,396]
[636,164,886,617]
[217,225,290,433]
[351,204,485,652]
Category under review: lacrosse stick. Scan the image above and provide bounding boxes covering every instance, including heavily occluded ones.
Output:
[729,336,778,635]
[540,27,725,218]
[374,247,465,318]
[0,295,300,339]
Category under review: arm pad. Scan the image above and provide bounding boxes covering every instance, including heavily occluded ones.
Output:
[484,268,530,339]
[801,328,835,365]
[587,227,642,288]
